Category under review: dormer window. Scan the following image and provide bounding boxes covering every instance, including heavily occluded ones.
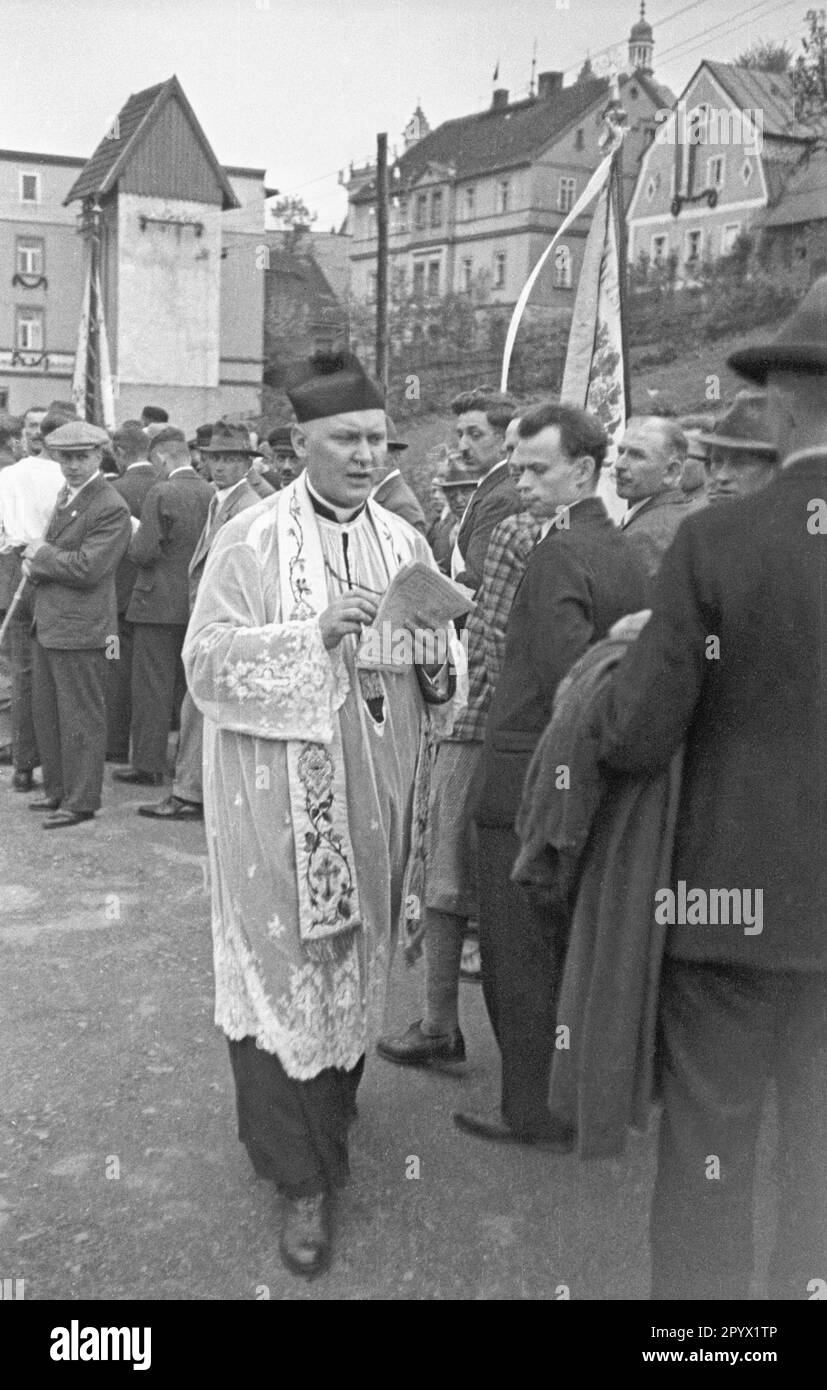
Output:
[430,189,443,228]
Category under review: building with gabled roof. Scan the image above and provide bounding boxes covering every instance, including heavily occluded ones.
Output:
[1,76,273,425]
[345,7,673,313]
[752,142,827,289]
[626,60,816,280]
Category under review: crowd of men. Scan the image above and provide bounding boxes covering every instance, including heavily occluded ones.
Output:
[1,278,824,1298]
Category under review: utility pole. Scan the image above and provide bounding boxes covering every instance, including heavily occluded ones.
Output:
[375,132,389,388]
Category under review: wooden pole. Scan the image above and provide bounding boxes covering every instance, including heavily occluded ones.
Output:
[84,200,101,423]
[612,141,633,421]
[0,576,27,649]
[375,132,389,388]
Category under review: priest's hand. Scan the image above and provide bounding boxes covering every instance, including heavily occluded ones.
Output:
[319,588,378,649]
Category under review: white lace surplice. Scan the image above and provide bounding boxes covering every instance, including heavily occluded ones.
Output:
[183,488,459,1079]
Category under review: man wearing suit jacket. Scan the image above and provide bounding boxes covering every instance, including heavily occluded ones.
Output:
[105,423,158,761]
[23,421,131,828]
[138,421,262,820]
[370,417,427,533]
[454,402,648,1147]
[595,277,827,1301]
[449,390,522,592]
[614,416,703,593]
[113,438,212,786]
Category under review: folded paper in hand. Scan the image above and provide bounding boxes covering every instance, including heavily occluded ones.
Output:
[357,560,473,670]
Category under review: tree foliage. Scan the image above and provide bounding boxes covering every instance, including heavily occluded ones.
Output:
[735,39,793,72]
[792,8,827,125]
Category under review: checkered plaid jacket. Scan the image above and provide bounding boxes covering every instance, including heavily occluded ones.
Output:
[448,511,540,742]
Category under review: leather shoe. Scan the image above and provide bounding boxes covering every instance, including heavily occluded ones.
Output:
[279,1193,333,1280]
[377,1019,466,1068]
[452,1109,575,1152]
[43,810,95,829]
[112,767,164,785]
[12,770,39,792]
[137,794,203,820]
[30,797,61,812]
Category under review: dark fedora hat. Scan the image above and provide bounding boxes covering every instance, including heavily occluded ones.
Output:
[187,423,213,449]
[199,420,257,455]
[696,391,777,458]
[385,415,408,452]
[728,275,827,384]
[267,425,295,451]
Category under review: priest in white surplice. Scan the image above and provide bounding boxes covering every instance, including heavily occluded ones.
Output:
[183,352,464,1279]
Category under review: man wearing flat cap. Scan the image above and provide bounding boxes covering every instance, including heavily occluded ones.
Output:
[22,421,132,828]
[593,275,827,1300]
[183,350,464,1279]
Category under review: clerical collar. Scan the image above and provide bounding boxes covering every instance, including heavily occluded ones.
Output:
[305,475,366,524]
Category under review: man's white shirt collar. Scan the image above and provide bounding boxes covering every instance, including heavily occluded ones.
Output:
[371,467,400,496]
[65,473,100,503]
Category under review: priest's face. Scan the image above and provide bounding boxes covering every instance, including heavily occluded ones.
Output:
[295,409,387,509]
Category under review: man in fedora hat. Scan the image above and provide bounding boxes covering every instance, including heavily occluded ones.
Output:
[267,425,302,489]
[137,422,261,822]
[697,392,779,504]
[114,435,212,788]
[183,350,463,1279]
[21,421,131,827]
[370,416,426,533]
[594,274,827,1299]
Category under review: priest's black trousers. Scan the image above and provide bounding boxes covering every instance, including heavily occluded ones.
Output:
[227,1038,364,1199]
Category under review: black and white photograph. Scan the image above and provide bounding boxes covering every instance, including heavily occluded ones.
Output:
[0,0,825,1344]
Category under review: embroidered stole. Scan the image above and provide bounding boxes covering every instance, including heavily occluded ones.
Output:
[275,476,411,948]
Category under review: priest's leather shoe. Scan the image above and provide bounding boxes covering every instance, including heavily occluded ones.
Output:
[42,810,95,830]
[112,767,164,785]
[30,797,61,812]
[137,794,203,820]
[452,1109,575,1152]
[279,1193,333,1280]
[12,770,38,792]
[376,1019,466,1068]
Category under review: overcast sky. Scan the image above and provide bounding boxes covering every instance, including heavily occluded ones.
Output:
[3,0,810,228]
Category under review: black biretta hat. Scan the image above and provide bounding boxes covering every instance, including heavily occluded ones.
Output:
[286,351,385,423]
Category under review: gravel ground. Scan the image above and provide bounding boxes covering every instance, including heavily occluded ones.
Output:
[1,763,778,1302]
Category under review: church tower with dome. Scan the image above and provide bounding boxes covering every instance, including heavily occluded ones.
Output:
[628,2,655,75]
